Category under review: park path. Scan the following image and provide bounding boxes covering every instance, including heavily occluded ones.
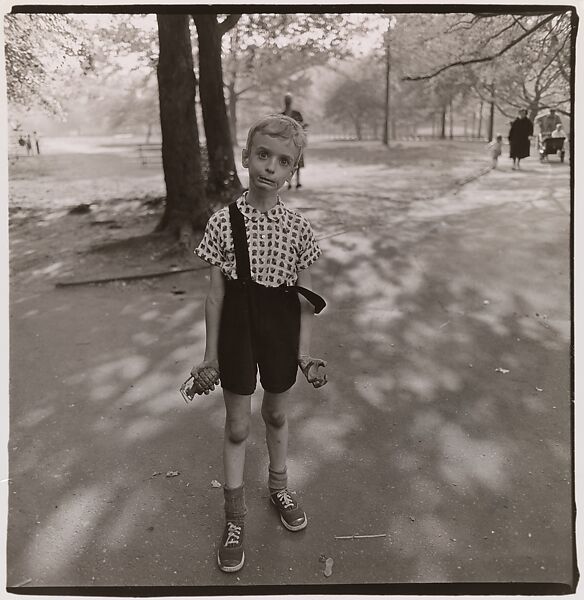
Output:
[7,144,573,590]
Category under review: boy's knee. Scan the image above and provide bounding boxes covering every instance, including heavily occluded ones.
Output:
[261,407,287,429]
[227,419,250,444]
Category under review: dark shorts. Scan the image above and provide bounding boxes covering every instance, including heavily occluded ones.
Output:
[218,279,300,396]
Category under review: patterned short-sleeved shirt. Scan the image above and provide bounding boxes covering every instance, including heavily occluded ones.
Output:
[195,194,321,287]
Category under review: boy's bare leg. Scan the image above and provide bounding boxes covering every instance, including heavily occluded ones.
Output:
[218,389,250,573]
[261,389,290,473]
[223,389,252,489]
[262,389,307,531]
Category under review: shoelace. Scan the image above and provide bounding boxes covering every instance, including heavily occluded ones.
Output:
[225,522,242,546]
[276,490,295,509]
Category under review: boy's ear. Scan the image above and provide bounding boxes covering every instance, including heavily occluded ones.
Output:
[241,148,249,168]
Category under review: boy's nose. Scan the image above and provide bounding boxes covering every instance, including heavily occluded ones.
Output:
[265,158,276,173]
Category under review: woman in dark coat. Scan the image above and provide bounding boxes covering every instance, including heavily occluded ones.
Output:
[508,109,534,170]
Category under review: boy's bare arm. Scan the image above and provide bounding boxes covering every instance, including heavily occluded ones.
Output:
[202,266,225,365]
[296,267,327,388]
[185,266,224,398]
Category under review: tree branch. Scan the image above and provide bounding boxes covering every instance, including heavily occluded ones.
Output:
[234,84,256,97]
[445,15,478,33]
[402,14,556,81]
[483,18,523,43]
[512,16,528,32]
[218,14,241,37]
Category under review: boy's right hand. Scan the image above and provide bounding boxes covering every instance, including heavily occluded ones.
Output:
[182,360,220,401]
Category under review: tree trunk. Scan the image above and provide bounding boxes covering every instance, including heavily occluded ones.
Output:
[440,107,446,139]
[227,82,238,146]
[528,99,540,123]
[227,28,240,147]
[477,100,484,139]
[193,14,242,206]
[354,118,362,140]
[449,97,454,139]
[383,22,391,146]
[156,14,208,242]
[488,82,495,142]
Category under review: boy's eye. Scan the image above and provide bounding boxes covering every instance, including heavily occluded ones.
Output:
[258,151,268,159]
[280,158,290,166]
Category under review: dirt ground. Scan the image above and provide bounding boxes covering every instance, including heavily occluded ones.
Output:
[6,138,574,592]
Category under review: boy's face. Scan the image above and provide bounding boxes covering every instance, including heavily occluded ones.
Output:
[242,132,298,193]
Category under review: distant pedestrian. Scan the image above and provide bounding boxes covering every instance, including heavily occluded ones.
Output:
[488,134,503,169]
[281,93,307,189]
[183,114,327,574]
[32,131,40,154]
[25,135,32,156]
[508,109,533,170]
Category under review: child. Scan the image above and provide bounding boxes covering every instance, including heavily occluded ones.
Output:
[185,114,328,573]
[488,134,503,168]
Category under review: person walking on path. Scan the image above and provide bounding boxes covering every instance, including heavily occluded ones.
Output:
[488,134,504,169]
[184,114,328,574]
[25,134,32,156]
[508,109,533,170]
[281,93,307,189]
[32,131,40,155]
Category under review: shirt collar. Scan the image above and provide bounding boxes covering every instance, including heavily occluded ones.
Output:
[237,192,285,222]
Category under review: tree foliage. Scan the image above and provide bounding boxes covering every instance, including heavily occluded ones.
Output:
[324,61,385,139]
[4,13,95,116]
[222,13,359,132]
[468,13,571,119]
[399,11,572,118]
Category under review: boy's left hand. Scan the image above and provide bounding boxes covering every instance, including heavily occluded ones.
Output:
[298,355,328,388]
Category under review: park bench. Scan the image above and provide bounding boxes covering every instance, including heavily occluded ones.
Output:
[136,143,162,166]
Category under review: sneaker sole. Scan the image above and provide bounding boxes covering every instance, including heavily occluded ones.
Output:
[217,550,245,573]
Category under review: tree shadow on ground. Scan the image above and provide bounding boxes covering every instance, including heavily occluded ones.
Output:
[7,143,573,588]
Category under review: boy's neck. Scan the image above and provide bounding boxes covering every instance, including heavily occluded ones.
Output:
[245,189,279,213]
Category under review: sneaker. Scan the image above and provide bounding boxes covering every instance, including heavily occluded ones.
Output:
[217,520,245,572]
[296,183,302,189]
[270,489,307,531]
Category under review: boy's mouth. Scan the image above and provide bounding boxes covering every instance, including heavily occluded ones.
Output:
[257,176,275,186]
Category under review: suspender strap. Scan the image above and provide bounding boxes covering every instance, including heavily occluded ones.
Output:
[229,201,252,282]
[294,285,326,315]
[228,200,326,314]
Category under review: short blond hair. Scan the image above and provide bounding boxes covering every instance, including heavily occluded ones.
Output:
[246,114,307,166]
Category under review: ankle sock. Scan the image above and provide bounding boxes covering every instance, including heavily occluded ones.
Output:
[268,466,288,494]
[224,484,247,521]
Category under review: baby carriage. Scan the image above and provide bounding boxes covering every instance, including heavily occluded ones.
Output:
[538,133,566,162]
